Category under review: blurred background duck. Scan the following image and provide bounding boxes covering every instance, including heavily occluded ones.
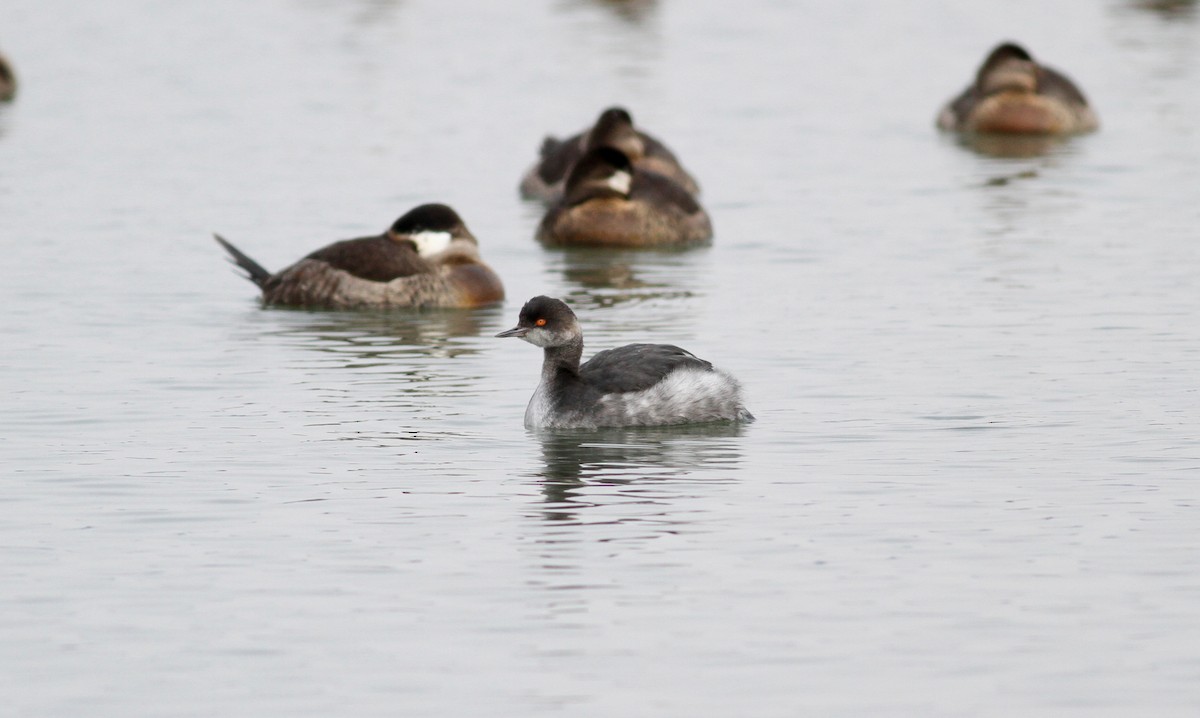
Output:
[535,147,712,248]
[0,53,16,101]
[937,42,1098,134]
[215,203,504,309]
[520,106,700,203]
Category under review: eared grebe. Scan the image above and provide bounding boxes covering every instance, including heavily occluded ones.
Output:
[535,146,712,248]
[214,203,504,309]
[937,42,1098,134]
[520,106,700,203]
[0,53,15,102]
[496,296,753,429]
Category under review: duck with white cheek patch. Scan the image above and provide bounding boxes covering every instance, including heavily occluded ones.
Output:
[497,296,753,429]
[519,106,701,203]
[214,203,505,309]
[535,147,713,248]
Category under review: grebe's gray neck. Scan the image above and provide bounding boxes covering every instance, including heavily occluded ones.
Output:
[541,339,583,380]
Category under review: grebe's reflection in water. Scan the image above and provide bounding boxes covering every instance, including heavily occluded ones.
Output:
[530,423,746,525]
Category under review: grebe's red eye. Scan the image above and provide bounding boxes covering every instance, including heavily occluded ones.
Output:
[535,318,547,327]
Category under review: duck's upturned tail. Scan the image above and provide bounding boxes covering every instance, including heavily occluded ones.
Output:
[213,234,271,287]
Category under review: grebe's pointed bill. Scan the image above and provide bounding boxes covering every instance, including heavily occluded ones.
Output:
[496,326,529,338]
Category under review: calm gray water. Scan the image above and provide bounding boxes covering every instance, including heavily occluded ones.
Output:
[2,1,1199,715]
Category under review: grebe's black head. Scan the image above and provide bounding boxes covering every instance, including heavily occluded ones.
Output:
[387,203,475,258]
[495,295,581,348]
[977,42,1038,94]
[563,147,634,206]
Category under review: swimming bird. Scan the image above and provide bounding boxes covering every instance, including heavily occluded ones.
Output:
[0,53,16,102]
[937,42,1098,134]
[496,295,753,429]
[535,146,713,248]
[214,203,504,309]
[520,106,700,203]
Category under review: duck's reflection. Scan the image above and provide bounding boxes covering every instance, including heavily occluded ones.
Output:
[561,0,659,24]
[934,128,1089,239]
[259,304,505,364]
[297,0,405,27]
[546,245,703,310]
[228,305,507,441]
[349,0,405,26]
[531,423,746,524]
[238,304,505,405]
[1129,0,1196,18]
[951,135,1090,242]
[953,132,1071,160]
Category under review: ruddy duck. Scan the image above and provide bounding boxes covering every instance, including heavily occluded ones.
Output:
[937,42,1098,134]
[535,147,712,248]
[0,53,16,102]
[496,295,753,429]
[520,106,700,202]
[215,203,504,309]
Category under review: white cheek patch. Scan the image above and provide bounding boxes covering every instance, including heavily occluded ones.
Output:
[605,170,632,195]
[410,230,453,257]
